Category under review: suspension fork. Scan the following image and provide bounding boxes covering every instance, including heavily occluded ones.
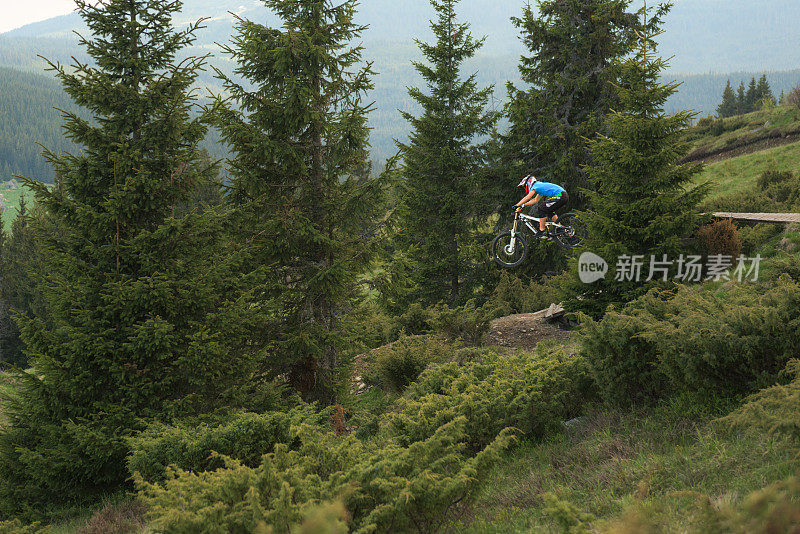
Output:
[509,213,520,252]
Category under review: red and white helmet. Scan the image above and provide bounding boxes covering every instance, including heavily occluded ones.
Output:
[517,175,538,191]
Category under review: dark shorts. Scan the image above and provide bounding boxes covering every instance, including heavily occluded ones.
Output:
[535,191,570,217]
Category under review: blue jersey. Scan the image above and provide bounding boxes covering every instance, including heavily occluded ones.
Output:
[531,181,566,198]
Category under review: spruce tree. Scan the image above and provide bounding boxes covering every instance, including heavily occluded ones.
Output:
[210,0,382,401]
[501,0,645,212]
[0,0,257,516]
[756,74,775,108]
[0,225,9,366]
[560,12,707,318]
[745,76,758,113]
[717,80,738,118]
[390,0,499,307]
[736,81,747,115]
[0,196,47,368]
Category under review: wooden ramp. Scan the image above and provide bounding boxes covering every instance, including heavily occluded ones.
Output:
[712,212,800,224]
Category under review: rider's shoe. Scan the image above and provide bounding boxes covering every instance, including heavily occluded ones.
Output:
[532,229,552,241]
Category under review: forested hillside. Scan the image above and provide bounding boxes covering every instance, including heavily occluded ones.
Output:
[0,68,79,182]
[2,0,800,182]
[0,67,226,183]
[6,0,800,72]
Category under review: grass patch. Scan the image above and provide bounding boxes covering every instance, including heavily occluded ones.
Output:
[0,182,53,230]
[0,186,26,230]
[685,105,800,160]
[694,140,800,201]
[454,397,799,533]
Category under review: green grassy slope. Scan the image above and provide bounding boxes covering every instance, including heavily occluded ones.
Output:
[696,140,800,201]
[684,105,800,161]
[0,187,28,230]
[455,399,798,532]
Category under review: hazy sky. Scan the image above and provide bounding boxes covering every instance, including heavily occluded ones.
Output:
[0,0,79,33]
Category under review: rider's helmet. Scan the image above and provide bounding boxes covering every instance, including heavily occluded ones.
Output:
[518,174,538,193]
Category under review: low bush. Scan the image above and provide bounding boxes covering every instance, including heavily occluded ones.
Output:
[706,170,800,216]
[133,345,593,533]
[581,279,800,405]
[695,116,715,130]
[703,192,772,214]
[541,493,595,534]
[0,521,46,534]
[696,219,742,258]
[486,271,560,316]
[393,302,435,337]
[768,253,800,282]
[608,475,800,533]
[719,360,800,442]
[646,280,800,396]
[127,408,319,484]
[579,294,672,406]
[758,170,800,207]
[738,223,782,254]
[362,335,454,393]
[388,348,594,450]
[430,299,500,346]
[136,418,516,533]
[697,475,800,534]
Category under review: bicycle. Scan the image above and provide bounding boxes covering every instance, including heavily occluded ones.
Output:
[492,208,587,268]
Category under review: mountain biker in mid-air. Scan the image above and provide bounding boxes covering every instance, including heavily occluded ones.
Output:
[514,175,570,240]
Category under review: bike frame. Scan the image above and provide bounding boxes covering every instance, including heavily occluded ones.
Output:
[508,211,568,253]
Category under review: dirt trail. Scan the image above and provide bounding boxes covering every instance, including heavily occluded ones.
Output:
[351,308,573,393]
[683,132,800,164]
[483,309,572,351]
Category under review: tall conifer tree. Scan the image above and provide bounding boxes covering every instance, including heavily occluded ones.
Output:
[0,196,47,368]
[745,76,759,113]
[561,10,706,318]
[210,0,382,401]
[755,74,775,108]
[391,0,499,306]
[717,80,737,118]
[0,0,256,515]
[501,0,643,212]
[736,81,747,115]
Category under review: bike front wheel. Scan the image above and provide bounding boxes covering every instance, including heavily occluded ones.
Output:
[492,231,528,268]
[553,212,587,249]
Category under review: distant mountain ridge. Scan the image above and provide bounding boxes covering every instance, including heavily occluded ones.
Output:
[1,0,799,180]
[5,0,800,73]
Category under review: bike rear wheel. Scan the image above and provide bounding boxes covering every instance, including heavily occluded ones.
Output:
[553,212,587,249]
[493,231,528,268]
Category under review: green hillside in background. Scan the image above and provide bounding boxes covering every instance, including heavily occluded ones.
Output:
[0,68,79,183]
[2,0,800,183]
[7,107,800,232]
[0,187,26,230]
[6,0,800,73]
[685,106,800,158]
[698,141,800,202]
[683,105,800,202]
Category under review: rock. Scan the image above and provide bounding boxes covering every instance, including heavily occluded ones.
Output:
[563,416,587,429]
[780,237,797,253]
